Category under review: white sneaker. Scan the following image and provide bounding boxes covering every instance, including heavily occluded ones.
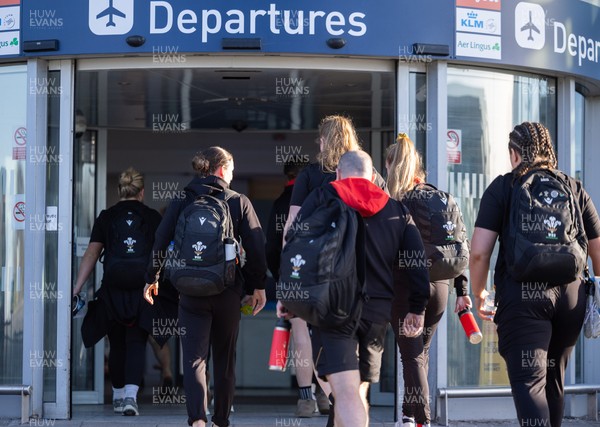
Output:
[396,414,415,427]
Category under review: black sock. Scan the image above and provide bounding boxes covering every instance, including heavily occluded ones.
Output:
[299,386,312,400]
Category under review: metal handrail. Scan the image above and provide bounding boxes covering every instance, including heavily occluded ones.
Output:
[437,385,600,425]
[0,384,32,423]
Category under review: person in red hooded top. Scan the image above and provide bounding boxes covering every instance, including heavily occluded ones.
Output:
[283,150,430,427]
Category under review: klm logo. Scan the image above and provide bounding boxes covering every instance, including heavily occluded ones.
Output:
[89,0,134,35]
[461,11,483,29]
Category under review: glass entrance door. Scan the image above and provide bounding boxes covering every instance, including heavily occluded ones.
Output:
[73,57,397,411]
[0,63,27,418]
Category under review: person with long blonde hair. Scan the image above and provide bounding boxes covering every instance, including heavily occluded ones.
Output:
[386,134,469,427]
[278,115,387,423]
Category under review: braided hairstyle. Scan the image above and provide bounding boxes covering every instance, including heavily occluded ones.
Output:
[508,122,557,179]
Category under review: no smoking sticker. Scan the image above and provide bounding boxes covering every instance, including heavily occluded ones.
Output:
[14,127,27,146]
[12,196,25,230]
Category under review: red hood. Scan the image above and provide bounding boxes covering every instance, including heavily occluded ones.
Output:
[331,178,389,217]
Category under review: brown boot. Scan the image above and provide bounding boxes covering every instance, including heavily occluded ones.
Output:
[294,398,316,417]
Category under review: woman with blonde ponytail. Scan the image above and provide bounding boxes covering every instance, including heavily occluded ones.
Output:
[386,134,469,427]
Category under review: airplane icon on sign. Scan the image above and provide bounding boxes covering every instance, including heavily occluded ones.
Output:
[520,10,540,41]
[96,0,126,27]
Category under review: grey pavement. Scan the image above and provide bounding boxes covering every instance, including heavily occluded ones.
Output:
[1,404,600,427]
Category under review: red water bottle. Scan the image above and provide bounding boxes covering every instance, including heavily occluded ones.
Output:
[268,318,291,371]
[458,308,483,344]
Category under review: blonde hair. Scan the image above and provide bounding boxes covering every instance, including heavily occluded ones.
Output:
[316,115,361,172]
[118,167,144,199]
[385,134,426,200]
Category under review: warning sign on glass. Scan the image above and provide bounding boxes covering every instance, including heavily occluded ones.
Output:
[446,129,462,164]
[12,126,26,160]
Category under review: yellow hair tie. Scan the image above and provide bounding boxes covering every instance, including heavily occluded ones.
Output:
[397,132,408,139]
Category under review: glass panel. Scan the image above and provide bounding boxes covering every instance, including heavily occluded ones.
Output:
[382,72,426,175]
[0,64,27,385]
[409,72,427,158]
[76,68,395,131]
[446,66,557,387]
[574,90,585,384]
[40,71,62,401]
[71,130,97,392]
[574,91,585,183]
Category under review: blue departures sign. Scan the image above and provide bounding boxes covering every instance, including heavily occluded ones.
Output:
[22,0,449,58]
[19,0,600,83]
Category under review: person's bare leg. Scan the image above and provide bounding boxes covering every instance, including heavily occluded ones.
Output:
[290,318,314,387]
[327,370,367,427]
[359,381,370,425]
[290,318,316,415]
[149,337,173,383]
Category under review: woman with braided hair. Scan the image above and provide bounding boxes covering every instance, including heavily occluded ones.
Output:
[470,122,600,427]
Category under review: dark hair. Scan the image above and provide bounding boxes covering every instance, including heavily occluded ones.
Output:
[509,122,557,179]
[191,147,233,177]
[283,161,308,180]
[118,167,144,199]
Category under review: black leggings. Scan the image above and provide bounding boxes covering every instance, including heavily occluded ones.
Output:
[179,288,241,427]
[496,279,586,427]
[391,280,449,425]
[107,322,149,388]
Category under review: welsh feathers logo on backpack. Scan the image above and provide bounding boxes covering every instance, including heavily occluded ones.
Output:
[279,188,367,330]
[103,207,153,289]
[505,169,587,284]
[401,184,469,281]
[167,190,238,297]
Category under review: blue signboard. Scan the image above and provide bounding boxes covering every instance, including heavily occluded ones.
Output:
[454,0,600,81]
[21,0,455,58]
[19,1,600,83]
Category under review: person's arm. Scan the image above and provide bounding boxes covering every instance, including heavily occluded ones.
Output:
[401,218,431,315]
[283,166,311,247]
[265,201,281,278]
[237,195,267,315]
[453,274,472,313]
[73,242,103,296]
[144,199,183,284]
[282,205,301,248]
[588,237,600,276]
[469,227,498,320]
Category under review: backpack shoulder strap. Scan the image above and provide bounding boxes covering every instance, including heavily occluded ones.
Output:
[354,211,368,302]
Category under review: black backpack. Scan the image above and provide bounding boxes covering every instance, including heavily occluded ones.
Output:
[103,205,153,289]
[504,169,587,284]
[167,188,238,297]
[401,184,469,281]
[279,187,367,330]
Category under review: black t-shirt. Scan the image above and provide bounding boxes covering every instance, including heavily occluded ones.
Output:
[290,162,387,207]
[89,199,162,323]
[475,170,600,287]
[90,200,162,252]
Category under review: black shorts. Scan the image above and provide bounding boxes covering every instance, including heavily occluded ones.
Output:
[311,318,387,383]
